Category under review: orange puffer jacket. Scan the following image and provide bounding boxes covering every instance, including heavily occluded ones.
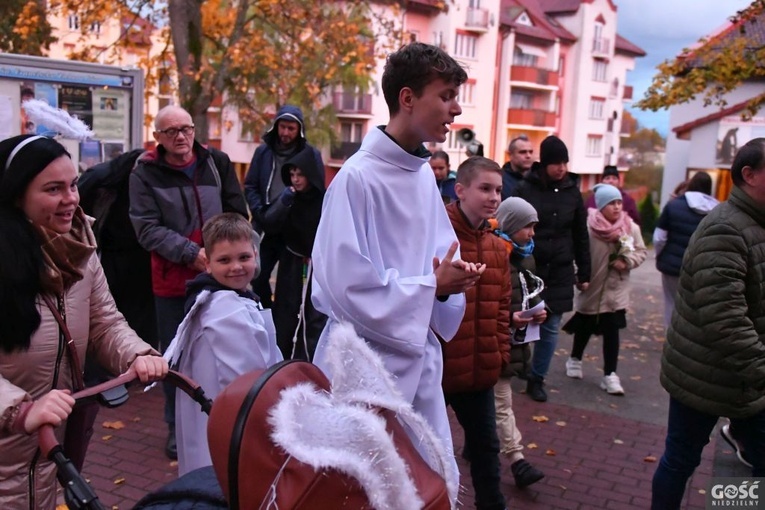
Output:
[442,203,511,394]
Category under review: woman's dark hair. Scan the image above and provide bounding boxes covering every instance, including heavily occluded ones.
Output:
[731,137,765,187]
[431,150,450,165]
[685,172,712,195]
[0,135,70,353]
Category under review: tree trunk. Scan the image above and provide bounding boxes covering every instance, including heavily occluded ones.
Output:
[168,0,210,143]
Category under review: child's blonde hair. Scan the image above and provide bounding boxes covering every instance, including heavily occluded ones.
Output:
[202,213,259,255]
[455,156,501,187]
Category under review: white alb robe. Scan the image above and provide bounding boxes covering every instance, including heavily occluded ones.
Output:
[165,290,282,476]
[311,127,466,481]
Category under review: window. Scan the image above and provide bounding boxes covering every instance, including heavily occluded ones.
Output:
[589,97,605,119]
[433,31,444,48]
[340,122,363,143]
[90,21,101,35]
[510,91,534,110]
[469,0,481,7]
[558,56,565,76]
[512,48,538,68]
[459,80,475,106]
[610,77,619,98]
[68,14,80,30]
[586,135,603,157]
[454,33,477,59]
[592,60,607,82]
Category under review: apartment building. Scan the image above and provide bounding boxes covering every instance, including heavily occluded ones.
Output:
[38,0,643,188]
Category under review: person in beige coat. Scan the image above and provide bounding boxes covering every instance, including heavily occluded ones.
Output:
[562,184,647,395]
[0,134,167,510]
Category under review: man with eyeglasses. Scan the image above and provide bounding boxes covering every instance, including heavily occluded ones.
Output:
[129,105,248,460]
[501,135,535,200]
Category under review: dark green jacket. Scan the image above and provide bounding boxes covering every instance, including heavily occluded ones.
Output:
[660,186,765,418]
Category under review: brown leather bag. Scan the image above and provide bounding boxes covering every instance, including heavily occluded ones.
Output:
[207,360,453,510]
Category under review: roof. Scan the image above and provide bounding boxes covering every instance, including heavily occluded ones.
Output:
[500,0,577,44]
[615,34,646,57]
[682,5,765,66]
[671,99,750,137]
[537,0,581,14]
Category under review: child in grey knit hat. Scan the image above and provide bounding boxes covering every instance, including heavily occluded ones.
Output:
[491,196,547,488]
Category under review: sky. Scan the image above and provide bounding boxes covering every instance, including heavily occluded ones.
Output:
[614,0,753,136]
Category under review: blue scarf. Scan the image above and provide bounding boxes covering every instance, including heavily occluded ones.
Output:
[511,239,535,258]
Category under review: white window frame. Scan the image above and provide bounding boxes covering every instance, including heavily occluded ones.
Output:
[510,90,534,110]
[340,121,364,143]
[454,33,478,59]
[589,98,605,119]
[592,60,608,82]
[459,81,475,106]
[586,135,603,157]
[68,14,80,30]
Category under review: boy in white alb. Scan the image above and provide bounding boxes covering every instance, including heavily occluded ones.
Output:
[311,42,484,483]
[164,213,282,475]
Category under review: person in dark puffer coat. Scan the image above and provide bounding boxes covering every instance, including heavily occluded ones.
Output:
[652,172,718,328]
[651,138,765,510]
[512,135,590,402]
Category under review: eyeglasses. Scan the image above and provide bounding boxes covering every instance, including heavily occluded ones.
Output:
[157,125,195,137]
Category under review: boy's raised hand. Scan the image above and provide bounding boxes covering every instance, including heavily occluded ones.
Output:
[433,241,485,296]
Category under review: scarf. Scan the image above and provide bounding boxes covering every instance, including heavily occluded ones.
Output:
[511,239,535,258]
[587,208,632,243]
[35,208,96,296]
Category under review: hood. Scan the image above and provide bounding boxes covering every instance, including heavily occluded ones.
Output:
[184,272,258,315]
[281,146,325,192]
[262,105,306,148]
[684,191,719,215]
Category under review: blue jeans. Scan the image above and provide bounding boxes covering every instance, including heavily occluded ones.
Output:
[446,388,505,510]
[651,397,765,509]
[531,313,562,379]
[155,296,186,428]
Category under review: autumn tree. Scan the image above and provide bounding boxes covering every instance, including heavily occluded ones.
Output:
[636,0,765,118]
[47,0,404,145]
[0,0,56,55]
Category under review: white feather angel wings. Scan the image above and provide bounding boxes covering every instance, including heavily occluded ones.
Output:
[22,99,94,140]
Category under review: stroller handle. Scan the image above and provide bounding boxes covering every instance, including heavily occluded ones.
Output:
[38,369,212,459]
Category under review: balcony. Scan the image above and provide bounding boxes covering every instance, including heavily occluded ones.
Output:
[506,108,556,128]
[623,85,633,101]
[465,7,490,32]
[333,92,372,115]
[510,66,559,88]
[330,141,361,161]
[592,37,610,56]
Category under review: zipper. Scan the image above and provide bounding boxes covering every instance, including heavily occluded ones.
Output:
[28,295,67,508]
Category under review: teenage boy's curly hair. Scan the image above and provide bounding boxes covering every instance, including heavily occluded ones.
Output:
[382,42,468,115]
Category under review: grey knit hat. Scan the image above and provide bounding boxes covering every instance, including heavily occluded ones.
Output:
[496,197,538,235]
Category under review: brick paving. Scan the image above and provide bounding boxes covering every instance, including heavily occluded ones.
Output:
[59,251,745,509]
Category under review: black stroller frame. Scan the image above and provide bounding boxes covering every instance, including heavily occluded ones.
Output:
[38,370,213,510]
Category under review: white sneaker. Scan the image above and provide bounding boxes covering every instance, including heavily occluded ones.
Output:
[601,373,625,395]
[565,358,583,379]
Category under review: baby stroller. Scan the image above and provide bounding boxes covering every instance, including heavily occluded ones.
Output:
[52,323,457,510]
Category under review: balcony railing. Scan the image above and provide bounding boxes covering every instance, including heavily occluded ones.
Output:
[510,66,559,87]
[332,92,372,115]
[330,141,362,161]
[466,7,489,30]
[506,108,556,128]
[623,85,633,101]
[592,37,610,55]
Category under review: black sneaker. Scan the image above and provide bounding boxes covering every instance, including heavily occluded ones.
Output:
[526,375,547,402]
[720,423,753,468]
[511,459,545,488]
[165,429,178,461]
